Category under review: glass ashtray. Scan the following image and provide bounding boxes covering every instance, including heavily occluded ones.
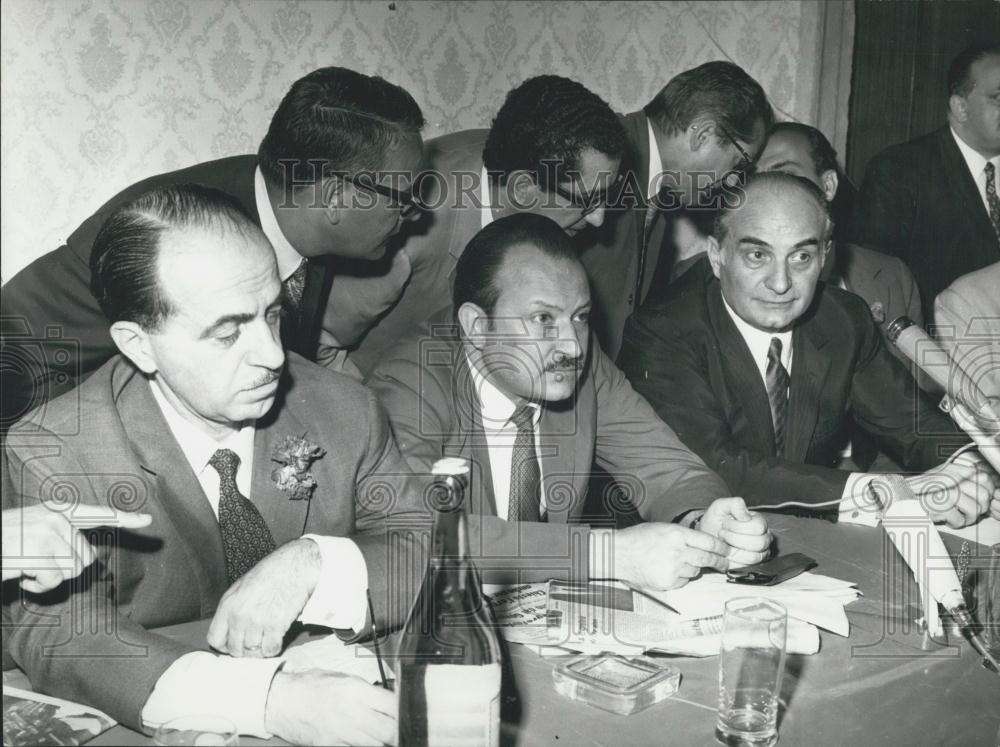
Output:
[551,653,681,715]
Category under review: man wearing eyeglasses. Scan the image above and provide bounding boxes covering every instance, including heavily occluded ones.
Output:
[332,75,629,374]
[578,61,774,359]
[1,66,425,434]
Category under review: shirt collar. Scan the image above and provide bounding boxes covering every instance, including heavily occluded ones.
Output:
[721,295,793,376]
[480,166,495,230]
[254,166,306,282]
[466,352,540,430]
[950,127,1000,179]
[149,380,256,477]
[647,118,664,201]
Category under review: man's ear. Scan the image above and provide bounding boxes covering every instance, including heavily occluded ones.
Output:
[688,118,715,153]
[706,235,725,279]
[321,175,345,225]
[948,93,968,123]
[109,321,157,375]
[507,170,539,212]
[457,302,490,350]
[820,169,839,203]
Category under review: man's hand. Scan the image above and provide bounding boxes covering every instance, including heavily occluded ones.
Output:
[208,538,321,658]
[905,452,999,528]
[265,670,396,746]
[698,497,773,567]
[612,523,730,591]
[2,504,152,592]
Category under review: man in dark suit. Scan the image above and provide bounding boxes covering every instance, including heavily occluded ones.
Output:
[848,43,1000,324]
[338,75,629,373]
[3,185,422,745]
[1,66,425,433]
[619,172,997,528]
[369,213,774,588]
[579,61,774,358]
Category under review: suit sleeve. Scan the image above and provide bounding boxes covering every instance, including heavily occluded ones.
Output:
[2,434,199,731]
[367,357,591,588]
[618,315,853,506]
[848,151,914,260]
[590,346,732,520]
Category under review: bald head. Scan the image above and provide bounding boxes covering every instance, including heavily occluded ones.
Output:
[713,171,832,245]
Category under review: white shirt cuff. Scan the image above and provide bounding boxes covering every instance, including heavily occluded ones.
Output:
[141,651,282,738]
[838,472,887,527]
[299,534,369,633]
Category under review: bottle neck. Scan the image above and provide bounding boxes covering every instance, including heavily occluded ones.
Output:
[431,507,471,592]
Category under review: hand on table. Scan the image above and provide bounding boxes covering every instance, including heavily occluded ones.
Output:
[905,452,998,528]
[208,537,320,658]
[698,497,773,567]
[612,523,729,591]
[265,669,396,746]
[1,504,152,592]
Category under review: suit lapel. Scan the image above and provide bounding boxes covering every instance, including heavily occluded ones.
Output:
[252,371,317,545]
[291,256,334,360]
[785,310,832,463]
[447,354,499,518]
[937,127,998,255]
[708,284,777,452]
[117,369,228,612]
[538,397,579,524]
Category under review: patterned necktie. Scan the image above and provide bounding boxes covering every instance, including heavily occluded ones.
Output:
[508,405,542,522]
[985,162,1000,244]
[209,449,276,585]
[283,258,308,312]
[765,337,790,456]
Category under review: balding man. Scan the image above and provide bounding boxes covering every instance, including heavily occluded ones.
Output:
[619,172,998,528]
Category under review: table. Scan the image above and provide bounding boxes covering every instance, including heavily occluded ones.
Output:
[42,515,1000,745]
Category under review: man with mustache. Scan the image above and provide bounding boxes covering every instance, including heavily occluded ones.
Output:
[368,213,772,586]
[1,65,425,435]
[3,184,425,746]
[619,172,998,528]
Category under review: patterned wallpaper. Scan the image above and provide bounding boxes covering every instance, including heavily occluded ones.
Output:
[1,0,831,280]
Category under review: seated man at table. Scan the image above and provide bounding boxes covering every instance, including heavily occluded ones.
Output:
[2,185,423,745]
[619,172,998,527]
[368,213,773,576]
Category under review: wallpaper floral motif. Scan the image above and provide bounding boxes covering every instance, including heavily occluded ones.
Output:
[1,0,827,279]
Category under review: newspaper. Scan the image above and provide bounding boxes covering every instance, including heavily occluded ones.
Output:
[3,687,116,746]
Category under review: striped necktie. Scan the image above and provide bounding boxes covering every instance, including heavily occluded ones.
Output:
[985,162,1000,244]
[283,258,308,312]
[765,337,790,456]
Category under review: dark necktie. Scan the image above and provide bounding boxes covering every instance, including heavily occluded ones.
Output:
[209,448,277,584]
[283,258,308,312]
[508,405,542,522]
[985,162,1000,244]
[765,337,790,456]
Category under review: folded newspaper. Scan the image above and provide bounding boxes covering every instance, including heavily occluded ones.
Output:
[485,571,860,658]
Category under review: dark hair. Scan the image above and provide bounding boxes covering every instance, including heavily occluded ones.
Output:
[453,213,580,316]
[644,61,774,143]
[258,66,425,187]
[948,43,1000,98]
[90,184,259,330]
[712,171,831,243]
[768,122,838,176]
[481,75,627,188]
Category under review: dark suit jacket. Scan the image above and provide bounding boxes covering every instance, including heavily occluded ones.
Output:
[618,260,966,506]
[367,312,731,530]
[0,156,332,433]
[1,354,424,730]
[577,110,672,359]
[848,126,1000,323]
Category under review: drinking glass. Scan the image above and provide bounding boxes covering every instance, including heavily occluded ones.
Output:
[716,597,787,746]
[152,715,238,746]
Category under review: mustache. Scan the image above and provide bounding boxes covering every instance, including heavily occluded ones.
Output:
[545,355,585,373]
[248,370,282,389]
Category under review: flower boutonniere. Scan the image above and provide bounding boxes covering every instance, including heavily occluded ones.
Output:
[271,434,326,500]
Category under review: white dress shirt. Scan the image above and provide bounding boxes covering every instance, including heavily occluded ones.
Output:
[480,165,496,230]
[951,128,1000,216]
[720,298,877,524]
[468,356,545,519]
[647,118,664,201]
[141,380,369,737]
[254,166,308,284]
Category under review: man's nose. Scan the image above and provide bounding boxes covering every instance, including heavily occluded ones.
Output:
[249,321,286,370]
[766,263,792,294]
